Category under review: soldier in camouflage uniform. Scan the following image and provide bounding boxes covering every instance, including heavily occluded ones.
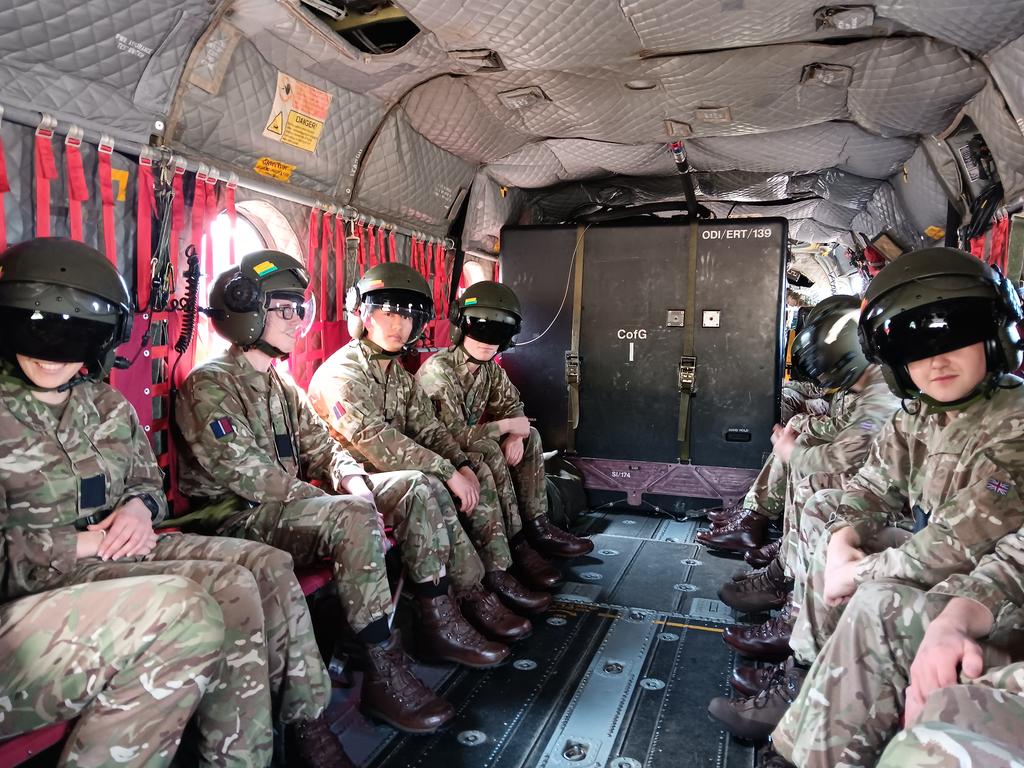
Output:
[415,281,593,564]
[0,238,349,768]
[309,264,553,622]
[780,379,831,424]
[0,575,226,768]
[176,252,511,733]
[768,246,1024,767]
[708,297,900,741]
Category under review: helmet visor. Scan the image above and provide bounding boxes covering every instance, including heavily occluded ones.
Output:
[265,291,317,338]
[364,290,433,343]
[0,306,118,363]
[463,308,520,347]
[865,296,995,366]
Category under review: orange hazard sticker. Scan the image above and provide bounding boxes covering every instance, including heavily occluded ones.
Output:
[254,157,297,182]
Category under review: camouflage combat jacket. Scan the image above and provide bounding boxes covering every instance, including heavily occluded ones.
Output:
[831,376,1024,620]
[0,365,167,600]
[307,340,470,480]
[788,366,899,477]
[788,389,848,441]
[175,346,366,508]
[415,345,526,449]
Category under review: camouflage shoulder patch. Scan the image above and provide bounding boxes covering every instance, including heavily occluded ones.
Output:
[209,416,235,439]
[986,477,1010,496]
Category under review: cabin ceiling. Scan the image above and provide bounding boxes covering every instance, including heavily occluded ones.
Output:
[1,0,1023,252]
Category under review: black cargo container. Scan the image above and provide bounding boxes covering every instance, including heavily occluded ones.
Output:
[500,220,787,470]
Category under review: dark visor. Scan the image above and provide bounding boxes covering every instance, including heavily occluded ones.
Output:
[464,315,518,346]
[1,307,118,363]
[866,297,995,365]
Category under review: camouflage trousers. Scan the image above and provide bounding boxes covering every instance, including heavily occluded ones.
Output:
[741,452,788,520]
[422,465,508,576]
[781,485,842,615]
[59,533,331,766]
[790,523,912,665]
[780,388,830,425]
[877,679,1024,767]
[775,581,1021,767]
[0,575,226,768]
[469,427,548,540]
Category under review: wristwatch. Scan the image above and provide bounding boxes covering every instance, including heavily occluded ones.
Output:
[133,493,162,521]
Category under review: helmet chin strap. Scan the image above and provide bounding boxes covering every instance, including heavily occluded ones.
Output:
[250,339,290,360]
[458,339,495,366]
[915,372,1000,412]
[362,337,403,360]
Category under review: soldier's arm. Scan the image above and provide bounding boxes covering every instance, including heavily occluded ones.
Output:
[406,386,472,470]
[113,395,170,523]
[416,370,490,447]
[788,416,883,477]
[828,413,910,542]
[322,375,460,480]
[927,521,1024,628]
[176,374,325,503]
[796,412,843,441]
[293,389,368,492]
[854,449,1024,588]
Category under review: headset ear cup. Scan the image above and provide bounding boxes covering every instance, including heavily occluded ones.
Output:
[224,275,261,313]
[449,303,463,346]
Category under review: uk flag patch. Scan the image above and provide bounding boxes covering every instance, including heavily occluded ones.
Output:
[332,401,346,421]
[986,477,1010,496]
[859,420,878,431]
[209,417,235,440]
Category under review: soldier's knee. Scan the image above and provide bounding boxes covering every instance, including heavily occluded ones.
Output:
[170,579,227,649]
[526,426,542,450]
[470,438,503,461]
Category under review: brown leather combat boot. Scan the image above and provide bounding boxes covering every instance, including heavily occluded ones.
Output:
[361,630,455,733]
[484,569,552,614]
[415,591,510,668]
[705,501,749,525]
[745,538,783,569]
[285,713,355,768]
[510,537,562,590]
[722,608,794,662]
[731,662,778,697]
[460,584,533,641]
[707,657,806,741]
[719,559,793,613]
[697,510,768,553]
[524,514,594,557]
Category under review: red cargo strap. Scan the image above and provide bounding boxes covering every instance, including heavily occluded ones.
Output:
[356,220,367,277]
[33,117,58,238]
[335,214,346,322]
[64,129,89,242]
[320,210,333,331]
[388,229,397,263]
[97,136,118,266]
[204,171,218,274]
[0,111,10,254]
[378,225,387,264]
[366,222,377,267]
[433,242,447,318]
[225,174,238,265]
[192,167,209,278]
[307,207,321,269]
[136,149,156,309]
[170,159,186,287]
[492,260,501,282]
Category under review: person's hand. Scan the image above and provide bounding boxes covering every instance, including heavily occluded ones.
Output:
[75,530,106,560]
[771,424,798,463]
[904,603,989,725]
[503,436,525,467]
[823,529,866,607]
[89,498,158,560]
[446,467,480,512]
[499,416,531,438]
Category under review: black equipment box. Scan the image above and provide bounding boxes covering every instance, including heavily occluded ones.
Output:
[500,220,786,470]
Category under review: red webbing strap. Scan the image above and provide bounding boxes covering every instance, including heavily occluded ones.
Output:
[97,137,117,266]
[388,230,397,263]
[192,167,209,278]
[307,207,321,267]
[319,211,332,333]
[225,174,238,265]
[204,172,218,272]
[136,148,156,309]
[366,223,377,267]
[434,242,447,318]
[170,160,186,289]
[334,214,346,322]
[410,236,420,275]
[492,260,501,282]
[64,129,88,242]
[0,114,10,254]
[377,226,386,264]
[33,118,57,238]
[356,220,367,276]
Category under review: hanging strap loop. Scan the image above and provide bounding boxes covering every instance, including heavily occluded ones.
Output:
[97,135,118,266]
[64,127,88,242]
[0,106,11,254]
[136,147,156,309]
[566,225,586,452]
[225,173,238,265]
[33,115,58,238]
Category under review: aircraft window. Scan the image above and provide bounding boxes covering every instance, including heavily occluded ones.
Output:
[462,259,488,287]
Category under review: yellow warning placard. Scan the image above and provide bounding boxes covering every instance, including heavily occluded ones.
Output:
[924,225,946,240]
[263,72,332,153]
[254,157,297,182]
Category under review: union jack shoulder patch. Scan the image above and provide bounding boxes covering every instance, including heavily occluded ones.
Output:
[986,477,1010,496]
[859,420,878,431]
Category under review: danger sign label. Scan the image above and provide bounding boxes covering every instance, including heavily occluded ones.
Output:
[263,72,332,153]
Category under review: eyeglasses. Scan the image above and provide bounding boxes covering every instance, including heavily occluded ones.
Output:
[267,304,306,321]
